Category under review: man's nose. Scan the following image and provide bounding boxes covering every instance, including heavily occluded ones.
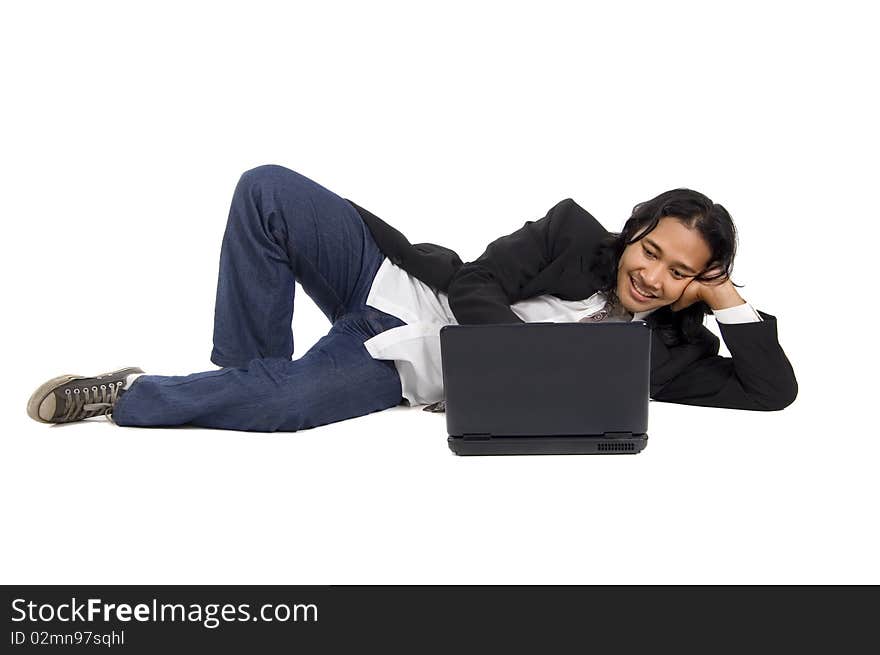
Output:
[642,264,663,290]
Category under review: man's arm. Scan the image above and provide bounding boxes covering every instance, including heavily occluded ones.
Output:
[651,310,798,411]
[447,198,605,324]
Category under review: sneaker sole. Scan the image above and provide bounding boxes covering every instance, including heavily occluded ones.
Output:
[27,367,144,423]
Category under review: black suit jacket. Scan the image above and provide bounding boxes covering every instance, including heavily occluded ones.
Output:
[346,198,798,411]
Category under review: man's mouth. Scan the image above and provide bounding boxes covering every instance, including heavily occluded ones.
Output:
[630,276,657,300]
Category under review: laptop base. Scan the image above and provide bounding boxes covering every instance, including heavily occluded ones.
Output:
[448,434,648,456]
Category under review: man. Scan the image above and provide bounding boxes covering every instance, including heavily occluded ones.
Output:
[28,165,797,431]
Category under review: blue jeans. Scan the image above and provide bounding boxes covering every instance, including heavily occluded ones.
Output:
[112,165,407,432]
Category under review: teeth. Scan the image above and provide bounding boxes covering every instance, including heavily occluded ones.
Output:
[632,278,654,298]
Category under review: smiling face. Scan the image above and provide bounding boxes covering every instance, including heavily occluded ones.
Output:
[615,216,713,313]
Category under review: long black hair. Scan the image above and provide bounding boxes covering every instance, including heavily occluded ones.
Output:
[589,188,741,346]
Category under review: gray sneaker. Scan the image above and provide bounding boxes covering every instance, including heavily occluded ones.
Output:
[27,367,145,424]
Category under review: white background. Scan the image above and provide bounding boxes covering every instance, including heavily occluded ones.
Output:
[1,1,876,584]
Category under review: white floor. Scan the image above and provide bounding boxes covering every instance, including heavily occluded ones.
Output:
[4,377,875,584]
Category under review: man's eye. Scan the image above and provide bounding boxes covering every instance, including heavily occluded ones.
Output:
[672,270,685,279]
[643,248,655,259]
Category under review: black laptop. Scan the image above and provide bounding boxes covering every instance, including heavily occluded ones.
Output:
[439,322,651,456]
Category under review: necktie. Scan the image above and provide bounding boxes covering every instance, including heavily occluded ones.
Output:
[580,304,610,322]
[579,300,633,323]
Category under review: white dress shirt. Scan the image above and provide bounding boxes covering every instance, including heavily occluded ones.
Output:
[363,258,762,406]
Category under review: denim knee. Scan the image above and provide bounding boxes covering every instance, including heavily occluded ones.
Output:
[239,163,302,193]
[238,164,329,212]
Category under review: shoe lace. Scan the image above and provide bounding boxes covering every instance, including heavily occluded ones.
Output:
[62,381,125,423]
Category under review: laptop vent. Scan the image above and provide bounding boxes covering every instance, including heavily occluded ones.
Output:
[598,442,636,452]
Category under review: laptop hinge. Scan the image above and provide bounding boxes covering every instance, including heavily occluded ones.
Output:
[462,433,491,441]
[604,432,633,439]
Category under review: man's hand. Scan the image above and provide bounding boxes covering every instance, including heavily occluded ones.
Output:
[670,272,746,312]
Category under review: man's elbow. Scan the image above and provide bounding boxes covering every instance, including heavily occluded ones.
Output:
[759,378,799,411]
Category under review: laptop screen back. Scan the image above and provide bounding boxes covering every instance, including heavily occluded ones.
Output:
[439,322,651,437]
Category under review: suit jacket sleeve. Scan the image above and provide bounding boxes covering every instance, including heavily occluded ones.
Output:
[447,198,587,324]
[650,311,798,411]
